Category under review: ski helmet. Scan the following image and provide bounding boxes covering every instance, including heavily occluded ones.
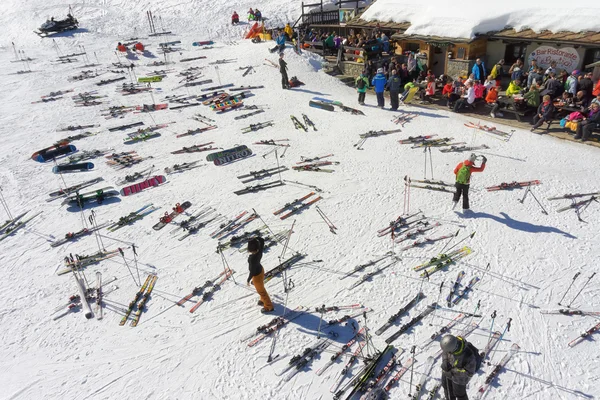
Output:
[440,335,459,353]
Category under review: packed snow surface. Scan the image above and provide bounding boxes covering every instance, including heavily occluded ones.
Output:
[1,2,600,400]
[361,0,600,39]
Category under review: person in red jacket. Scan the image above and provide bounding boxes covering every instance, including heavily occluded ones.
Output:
[231,11,239,25]
[117,42,127,52]
[453,154,487,210]
[134,42,144,52]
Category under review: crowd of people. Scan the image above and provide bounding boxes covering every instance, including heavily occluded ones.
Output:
[351,51,600,141]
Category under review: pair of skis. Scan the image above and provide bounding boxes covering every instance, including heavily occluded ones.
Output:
[273,192,322,220]
[119,274,158,326]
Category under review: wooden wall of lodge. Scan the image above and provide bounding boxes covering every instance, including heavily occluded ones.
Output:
[392,38,489,73]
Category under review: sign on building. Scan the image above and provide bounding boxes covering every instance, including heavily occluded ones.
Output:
[339,9,355,26]
[528,46,581,73]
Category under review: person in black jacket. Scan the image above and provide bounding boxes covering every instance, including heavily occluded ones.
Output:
[440,335,478,400]
[531,95,556,131]
[279,52,290,90]
[385,69,402,110]
[247,237,274,312]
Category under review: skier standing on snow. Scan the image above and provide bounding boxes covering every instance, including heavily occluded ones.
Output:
[372,67,387,108]
[247,237,274,313]
[279,52,290,89]
[355,71,369,105]
[386,69,402,111]
[453,153,486,210]
[440,335,479,400]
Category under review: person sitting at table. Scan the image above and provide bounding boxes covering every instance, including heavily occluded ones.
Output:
[473,80,485,99]
[483,75,496,90]
[442,79,454,106]
[419,76,436,103]
[545,61,557,77]
[487,86,504,118]
[574,102,600,141]
[447,77,463,108]
[527,67,544,88]
[506,79,523,97]
[453,81,475,112]
[509,59,524,82]
[541,72,560,98]
[523,84,541,112]
[531,95,556,132]
[463,73,474,87]
[578,72,594,104]
[566,71,579,96]
[575,90,591,110]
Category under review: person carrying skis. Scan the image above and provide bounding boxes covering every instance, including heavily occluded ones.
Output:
[247,237,274,313]
[372,68,387,108]
[356,71,369,105]
[453,153,486,210]
[440,334,480,400]
[231,11,239,25]
[279,52,290,89]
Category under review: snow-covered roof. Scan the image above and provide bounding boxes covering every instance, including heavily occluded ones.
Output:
[361,0,600,39]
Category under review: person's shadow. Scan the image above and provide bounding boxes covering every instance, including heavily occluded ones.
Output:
[457,211,576,239]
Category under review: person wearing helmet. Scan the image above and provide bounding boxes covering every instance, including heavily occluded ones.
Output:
[440,335,478,400]
[453,154,486,210]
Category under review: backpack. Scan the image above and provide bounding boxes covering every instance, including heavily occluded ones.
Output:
[466,342,483,372]
[356,77,366,89]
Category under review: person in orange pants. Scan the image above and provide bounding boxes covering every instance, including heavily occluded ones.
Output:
[247,237,274,313]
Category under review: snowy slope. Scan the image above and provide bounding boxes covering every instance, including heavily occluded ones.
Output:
[361,0,600,39]
[1,3,600,400]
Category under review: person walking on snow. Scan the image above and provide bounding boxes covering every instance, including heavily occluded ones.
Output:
[453,153,486,210]
[440,335,479,400]
[247,237,274,313]
[279,52,290,89]
[372,68,387,108]
[356,71,369,105]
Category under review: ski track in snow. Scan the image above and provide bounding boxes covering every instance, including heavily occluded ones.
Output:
[0,3,600,400]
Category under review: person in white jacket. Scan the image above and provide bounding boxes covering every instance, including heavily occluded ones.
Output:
[453,82,475,112]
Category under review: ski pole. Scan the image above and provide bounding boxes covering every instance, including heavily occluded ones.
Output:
[444,231,476,254]
[467,300,481,327]
[430,280,445,326]
[487,310,497,344]
[489,317,512,364]
[567,272,596,308]
[438,229,460,254]
[408,345,416,396]
[558,272,580,305]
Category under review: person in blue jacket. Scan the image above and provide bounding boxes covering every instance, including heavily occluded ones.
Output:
[270,31,286,53]
[372,68,387,108]
[472,58,486,81]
